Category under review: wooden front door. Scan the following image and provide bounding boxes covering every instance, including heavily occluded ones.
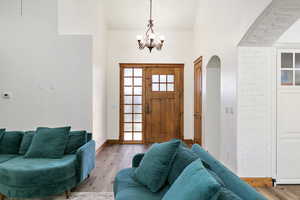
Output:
[144,65,184,143]
[194,57,202,145]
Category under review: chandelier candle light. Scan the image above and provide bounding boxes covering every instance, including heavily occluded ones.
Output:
[136,0,165,53]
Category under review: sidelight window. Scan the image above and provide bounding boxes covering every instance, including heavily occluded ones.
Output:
[121,68,143,142]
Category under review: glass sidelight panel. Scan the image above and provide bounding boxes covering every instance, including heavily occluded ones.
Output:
[124,132,132,141]
[134,123,142,131]
[134,132,142,141]
[124,123,132,132]
[124,105,132,113]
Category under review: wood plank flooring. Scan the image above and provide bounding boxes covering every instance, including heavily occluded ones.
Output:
[75,144,300,200]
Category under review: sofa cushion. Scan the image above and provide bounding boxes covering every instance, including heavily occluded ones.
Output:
[0,154,19,164]
[0,131,23,154]
[217,187,242,200]
[18,131,35,155]
[168,145,198,184]
[191,144,267,200]
[25,127,71,159]
[65,131,87,154]
[114,168,170,200]
[162,159,221,200]
[0,129,5,142]
[0,155,77,186]
[134,139,180,192]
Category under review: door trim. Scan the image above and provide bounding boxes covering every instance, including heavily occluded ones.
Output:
[194,57,203,145]
[119,63,184,144]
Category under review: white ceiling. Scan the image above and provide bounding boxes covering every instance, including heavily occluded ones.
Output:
[103,0,198,30]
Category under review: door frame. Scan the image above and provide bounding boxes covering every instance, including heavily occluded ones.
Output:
[119,63,184,144]
[194,57,203,145]
[275,48,300,184]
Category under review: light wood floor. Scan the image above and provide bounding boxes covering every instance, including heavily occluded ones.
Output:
[75,144,300,200]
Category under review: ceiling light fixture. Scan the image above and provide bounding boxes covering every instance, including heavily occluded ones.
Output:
[136,0,165,53]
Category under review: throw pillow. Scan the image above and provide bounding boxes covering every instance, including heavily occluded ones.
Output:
[25,126,71,159]
[134,139,181,192]
[168,145,199,184]
[19,131,35,155]
[217,187,242,200]
[162,159,221,200]
[0,131,23,154]
[65,130,87,154]
[207,168,225,187]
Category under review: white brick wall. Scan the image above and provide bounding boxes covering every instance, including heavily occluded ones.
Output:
[237,47,276,177]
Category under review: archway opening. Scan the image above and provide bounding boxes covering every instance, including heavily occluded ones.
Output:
[205,56,221,159]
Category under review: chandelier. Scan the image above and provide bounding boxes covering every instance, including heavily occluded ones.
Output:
[136,0,165,53]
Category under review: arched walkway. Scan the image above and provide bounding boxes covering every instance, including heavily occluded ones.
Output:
[239,0,300,46]
[205,56,221,159]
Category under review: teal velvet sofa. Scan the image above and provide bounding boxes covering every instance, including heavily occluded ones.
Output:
[114,144,267,200]
[0,132,95,199]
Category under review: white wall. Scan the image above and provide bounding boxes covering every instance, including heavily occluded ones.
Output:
[0,0,93,133]
[206,62,221,159]
[106,30,194,140]
[193,0,271,171]
[58,0,108,148]
[278,19,300,44]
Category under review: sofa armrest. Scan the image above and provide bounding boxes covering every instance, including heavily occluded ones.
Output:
[76,140,96,183]
[132,153,145,168]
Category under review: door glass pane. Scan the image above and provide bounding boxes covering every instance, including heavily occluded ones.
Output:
[134,78,142,86]
[160,75,167,82]
[124,105,132,113]
[134,68,142,76]
[281,70,293,86]
[134,114,142,122]
[296,53,300,68]
[152,75,159,82]
[160,83,166,91]
[134,132,142,141]
[134,123,142,131]
[134,96,142,104]
[295,71,300,85]
[134,87,142,95]
[124,132,132,141]
[124,96,132,104]
[134,105,142,113]
[167,75,174,83]
[167,84,174,91]
[124,68,133,76]
[281,53,293,68]
[124,114,132,122]
[124,87,132,95]
[124,123,132,131]
[152,84,159,91]
[124,78,132,86]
